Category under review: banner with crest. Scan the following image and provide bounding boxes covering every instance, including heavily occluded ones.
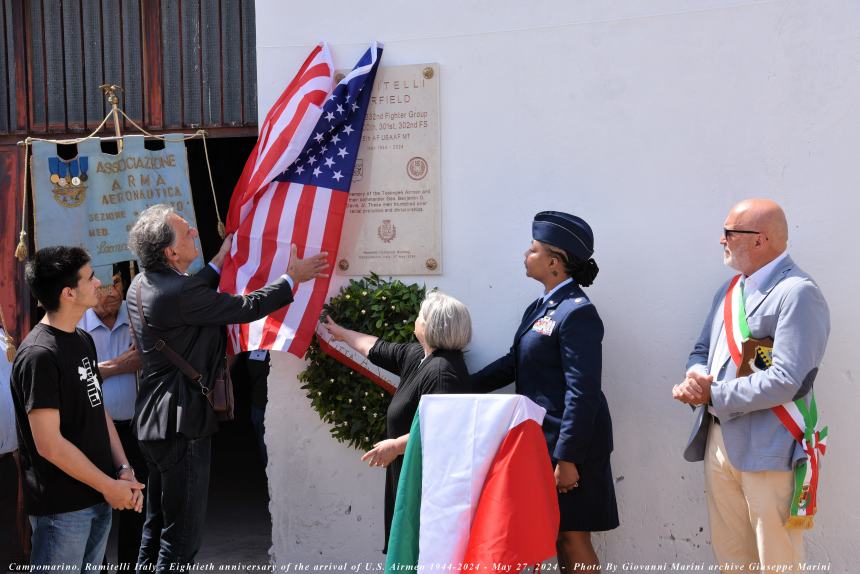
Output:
[30,134,204,280]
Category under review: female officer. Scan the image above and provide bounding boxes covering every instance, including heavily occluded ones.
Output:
[471,211,618,571]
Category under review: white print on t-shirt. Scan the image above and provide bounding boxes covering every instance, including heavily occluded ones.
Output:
[78,357,102,408]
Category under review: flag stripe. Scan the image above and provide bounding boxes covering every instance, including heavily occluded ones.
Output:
[461,420,559,568]
[385,413,423,570]
[261,185,320,349]
[242,182,302,350]
[220,42,382,356]
[225,44,332,233]
[288,190,349,355]
[417,396,547,572]
[248,183,302,349]
[386,396,556,574]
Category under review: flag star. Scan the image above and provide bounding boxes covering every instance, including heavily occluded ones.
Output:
[331,134,341,144]
[295,165,305,175]
[320,145,328,153]
[351,102,359,111]
[325,111,336,122]
[307,155,318,165]
[336,104,345,114]
[342,124,354,135]
[324,157,335,168]
[332,170,344,182]
[314,132,324,143]
[312,166,322,177]
[337,147,349,158]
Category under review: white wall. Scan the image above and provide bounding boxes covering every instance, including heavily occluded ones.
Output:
[257,1,860,569]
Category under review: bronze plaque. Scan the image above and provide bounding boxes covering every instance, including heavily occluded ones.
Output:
[337,63,441,276]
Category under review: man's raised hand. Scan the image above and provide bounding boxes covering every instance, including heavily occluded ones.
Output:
[286,244,330,284]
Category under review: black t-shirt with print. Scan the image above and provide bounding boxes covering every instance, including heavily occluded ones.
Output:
[11,323,114,515]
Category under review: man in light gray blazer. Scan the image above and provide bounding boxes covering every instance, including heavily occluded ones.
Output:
[673,199,830,573]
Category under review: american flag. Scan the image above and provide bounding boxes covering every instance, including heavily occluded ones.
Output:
[220,42,383,356]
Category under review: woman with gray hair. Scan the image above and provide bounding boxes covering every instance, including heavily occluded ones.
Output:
[322,290,472,552]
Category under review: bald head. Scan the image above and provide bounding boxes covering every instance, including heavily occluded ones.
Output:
[721,199,789,275]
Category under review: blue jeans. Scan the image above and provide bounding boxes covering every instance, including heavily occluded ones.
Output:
[29,502,112,569]
[137,435,211,573]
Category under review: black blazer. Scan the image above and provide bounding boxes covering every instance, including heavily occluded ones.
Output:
[127,265,294,440]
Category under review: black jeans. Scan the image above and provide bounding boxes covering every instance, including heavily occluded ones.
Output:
[136,436,211,573]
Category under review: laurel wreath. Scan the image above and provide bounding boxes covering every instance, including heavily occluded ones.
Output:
[299,273,426,451]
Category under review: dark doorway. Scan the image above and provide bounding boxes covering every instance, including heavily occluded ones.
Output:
[187,136,274,562]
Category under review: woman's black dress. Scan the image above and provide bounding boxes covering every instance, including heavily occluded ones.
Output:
[367,340,470,552]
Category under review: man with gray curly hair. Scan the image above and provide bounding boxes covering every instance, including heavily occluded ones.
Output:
[126,204,328,571]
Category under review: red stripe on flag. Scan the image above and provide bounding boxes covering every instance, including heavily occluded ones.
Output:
[723,274,743,366]
[220,182,285,352]
[220,181,276,297]
[258,185,318,350]
[225,44,326,233]
[461,420,559,569]
[245,90,327,199]
[245,183,291,294]
[287,190,349,357]
[238,182,293,350]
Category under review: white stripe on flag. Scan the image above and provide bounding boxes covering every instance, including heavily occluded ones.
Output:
[416,395,546,573]
[251,47,332,186]
[246,182,303,350]
[235,184,278,295]
[273,188,332,350]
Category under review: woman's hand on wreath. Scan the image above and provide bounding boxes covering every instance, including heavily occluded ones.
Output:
[322,316,348,342]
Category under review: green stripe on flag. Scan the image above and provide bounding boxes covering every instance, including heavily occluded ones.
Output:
[386,412,423,572]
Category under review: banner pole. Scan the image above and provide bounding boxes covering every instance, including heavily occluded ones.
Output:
[100,84,125,152]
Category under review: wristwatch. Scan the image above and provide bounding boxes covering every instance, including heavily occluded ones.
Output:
[116,464,134,478]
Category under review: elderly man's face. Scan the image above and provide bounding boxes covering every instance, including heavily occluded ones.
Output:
[167,213,200,271]
[720,209,759,274]
[94,273,124,318]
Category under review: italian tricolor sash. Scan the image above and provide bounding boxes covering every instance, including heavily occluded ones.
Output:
[723,275,827,529]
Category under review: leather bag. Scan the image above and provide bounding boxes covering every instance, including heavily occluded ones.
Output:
[130,283,235,421]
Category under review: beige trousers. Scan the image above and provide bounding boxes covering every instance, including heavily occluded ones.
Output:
[705,422,805,574]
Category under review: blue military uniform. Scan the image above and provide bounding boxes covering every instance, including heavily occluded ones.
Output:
[471,211,619,532]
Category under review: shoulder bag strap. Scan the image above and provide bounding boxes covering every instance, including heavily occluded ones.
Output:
[133,281,206,388]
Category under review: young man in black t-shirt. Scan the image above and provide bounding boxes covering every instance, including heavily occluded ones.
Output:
[11,246,145,569]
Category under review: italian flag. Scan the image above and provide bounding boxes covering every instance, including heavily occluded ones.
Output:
[385,395,559,573]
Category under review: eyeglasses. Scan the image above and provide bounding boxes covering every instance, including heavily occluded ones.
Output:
[722,228,760,239]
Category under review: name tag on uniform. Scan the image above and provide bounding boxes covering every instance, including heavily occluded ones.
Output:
[532,316,556,336]
[249,350,268,361]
